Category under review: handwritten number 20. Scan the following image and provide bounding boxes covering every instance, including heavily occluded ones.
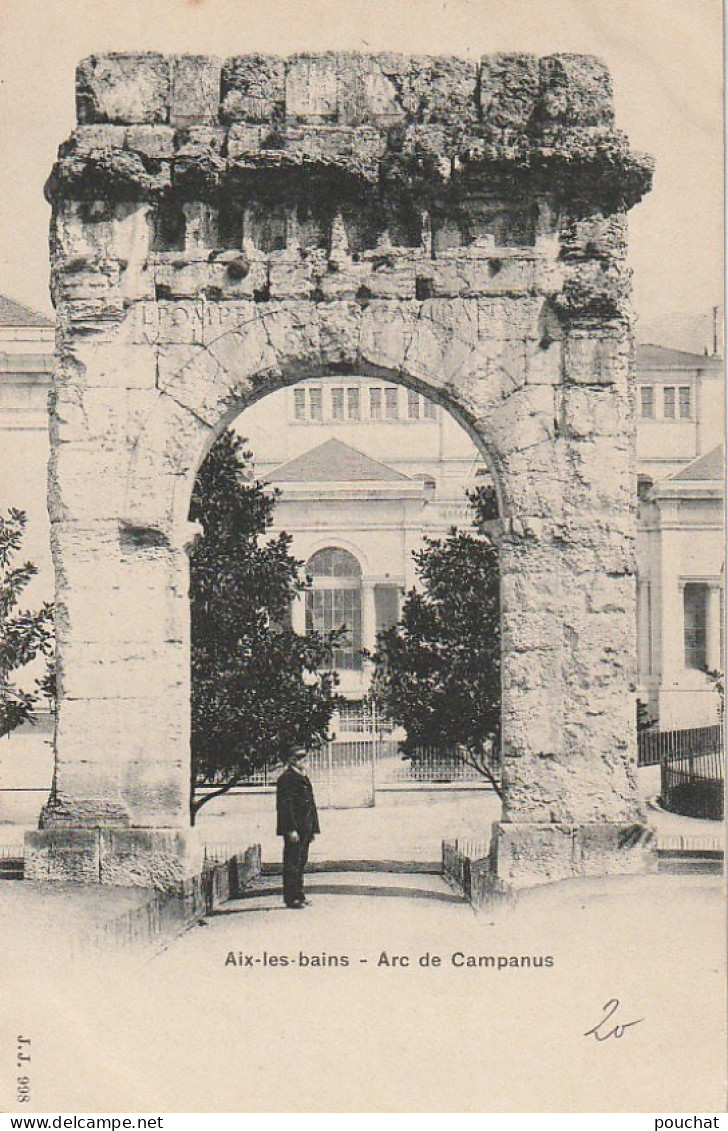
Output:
[584,998,643,1042]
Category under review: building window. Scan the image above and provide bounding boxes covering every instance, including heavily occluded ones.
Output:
[385,387,399,420]
[370,388,382,420]
[423,397,437,420]
[305,548,362,671]
[347,388,361,420]
[331,387,345,421]
[663,387,675,419]
[309,387,323,422]
[684,583,708,670]
[640,386,655,419]
[337,701,368,732]
[293,388,306,421]
[679,386,692,419]
[407,390,420,419]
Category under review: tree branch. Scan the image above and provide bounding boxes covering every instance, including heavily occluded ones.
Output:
[191,775,245,822]
[456,746,504,800]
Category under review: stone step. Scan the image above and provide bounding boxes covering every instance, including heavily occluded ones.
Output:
[261,859,442,876]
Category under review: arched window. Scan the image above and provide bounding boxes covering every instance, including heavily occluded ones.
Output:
[305,548,362,671]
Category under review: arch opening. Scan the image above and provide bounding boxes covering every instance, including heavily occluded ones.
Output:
[186,372,503,847]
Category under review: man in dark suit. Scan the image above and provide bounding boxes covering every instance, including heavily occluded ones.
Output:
[276,746,320,909]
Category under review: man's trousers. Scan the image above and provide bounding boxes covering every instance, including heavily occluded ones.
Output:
[282,836,311,906]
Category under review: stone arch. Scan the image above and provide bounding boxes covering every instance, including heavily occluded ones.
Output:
[120,294,579,548]
[27,49,656,891]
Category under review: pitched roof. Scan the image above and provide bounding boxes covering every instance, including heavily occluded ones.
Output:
[636,343,724,371]
[0,295,53,327]
[667,445,724,482]
[267,438,411,483]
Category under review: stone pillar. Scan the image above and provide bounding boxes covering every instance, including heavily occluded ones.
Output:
[486,329,656,891]
[659,512,684,685]
[25,523,200,888]
[361,581,377,654]
[706,584,722,671]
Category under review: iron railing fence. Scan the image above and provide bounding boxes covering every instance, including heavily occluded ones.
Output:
[661,745,725,821]
[196,739,499,792]
[81,845,261,953]
[386,741,499,787]
[442,838,491,903]
[203,842,256,863]
[638,724,722,766]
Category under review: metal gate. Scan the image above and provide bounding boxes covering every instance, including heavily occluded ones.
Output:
[307,739,376,809]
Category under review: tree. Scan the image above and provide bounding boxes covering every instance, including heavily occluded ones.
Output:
[370,487,502,795]
[188,430,342,822]
[0,508,54,737]
[704,668,724,727]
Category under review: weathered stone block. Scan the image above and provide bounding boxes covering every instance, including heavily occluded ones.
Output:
[426,56,478,126]
[171,55,222,127]
[25,828,101,883]
[57,640,187,700]
[575,823,657,876]
[56,581,188,645]
[76,54,171,125]
[221,55,286,123]
[359,302,418,374]
[429,257,537,299]
[126,124,176,159]
[336,55,402,125]
[318,301,362,369]
[68,124,128,154]
[537,54,614,128]
[268,259,315,301]
[261,305,322,376]
[227,123,264,157]
[492,822,576,888]
[559,212,627,262]
[479,53,539,130]
[100,829,200,889]
[175,125,227,156]
[120,760,187,822]
[560,385,630,438]
[286,54,338,121]
[563,333,613,385]
[69,340,158,390]
[490,820,656,888]
[564,435,632,513]
[53,694,190,769]
[501,685,562,759]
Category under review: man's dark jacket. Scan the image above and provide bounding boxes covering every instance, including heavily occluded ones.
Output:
[276,766,320,840]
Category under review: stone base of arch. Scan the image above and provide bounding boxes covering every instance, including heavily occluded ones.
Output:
[486,820,657,894]
[23,819,657,893]
[25,826,201,888]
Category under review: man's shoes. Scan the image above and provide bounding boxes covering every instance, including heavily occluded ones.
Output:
[284,901,304,909]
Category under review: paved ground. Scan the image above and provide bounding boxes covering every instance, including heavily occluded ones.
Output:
[194,768,723,866]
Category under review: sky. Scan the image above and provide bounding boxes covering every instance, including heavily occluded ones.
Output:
[0,0,723,350]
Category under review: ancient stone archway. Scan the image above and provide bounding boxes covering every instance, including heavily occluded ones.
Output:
[27,50,656,889]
